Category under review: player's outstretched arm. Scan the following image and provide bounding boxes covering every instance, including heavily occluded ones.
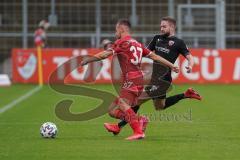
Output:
[81,50,113,66]
[148,52,179,73]
[185,54,194,73]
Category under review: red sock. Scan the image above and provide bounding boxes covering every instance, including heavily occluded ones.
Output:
[112,108,142,134]
[124,108,142,134]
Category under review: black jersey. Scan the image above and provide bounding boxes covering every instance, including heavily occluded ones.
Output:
[147,34,190,82]
[147,34,189,63]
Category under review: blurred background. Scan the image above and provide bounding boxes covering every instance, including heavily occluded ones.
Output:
[0,0,238,78]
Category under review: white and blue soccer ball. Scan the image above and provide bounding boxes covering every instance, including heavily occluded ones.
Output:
[40,122,58,138]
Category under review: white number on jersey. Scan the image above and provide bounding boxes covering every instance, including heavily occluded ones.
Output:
[130,46,143,65]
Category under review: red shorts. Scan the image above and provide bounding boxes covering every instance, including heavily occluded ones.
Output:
[115,75,144,107]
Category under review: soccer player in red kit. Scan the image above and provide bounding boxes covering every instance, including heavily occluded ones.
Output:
[81,19,179,140]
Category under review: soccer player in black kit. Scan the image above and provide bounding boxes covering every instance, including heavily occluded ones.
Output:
[104,17,202,135]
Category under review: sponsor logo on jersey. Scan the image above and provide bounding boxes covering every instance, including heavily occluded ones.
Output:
[168,40,175,46]
[155,46,170,53]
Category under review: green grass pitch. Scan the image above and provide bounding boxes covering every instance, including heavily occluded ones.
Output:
[0,84,240,160]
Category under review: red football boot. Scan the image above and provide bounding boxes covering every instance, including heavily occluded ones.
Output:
[184,88,202,100]
[126,116,148,141]
[104,123,121,135]
[125,133,145,140]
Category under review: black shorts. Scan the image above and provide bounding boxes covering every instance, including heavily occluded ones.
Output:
[145,72,172,100]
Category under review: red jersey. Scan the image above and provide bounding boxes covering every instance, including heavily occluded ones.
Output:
[111,35,151,80]
[111,36,151,106]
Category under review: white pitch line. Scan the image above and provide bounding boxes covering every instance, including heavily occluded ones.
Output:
[0,86,42,114]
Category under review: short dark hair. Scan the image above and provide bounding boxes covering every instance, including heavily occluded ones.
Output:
[161,16,176,27]
[117,19,131,29]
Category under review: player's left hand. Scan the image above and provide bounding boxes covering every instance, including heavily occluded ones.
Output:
[172,66,179,73]
[80,60,88,66]
[185,66,192,73]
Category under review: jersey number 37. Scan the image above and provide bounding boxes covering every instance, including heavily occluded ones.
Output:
[130,46,143,65]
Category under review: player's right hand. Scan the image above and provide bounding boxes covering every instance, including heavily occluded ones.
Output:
[185,66,192,73]
[80,60,88,66]
[172,66,179,73]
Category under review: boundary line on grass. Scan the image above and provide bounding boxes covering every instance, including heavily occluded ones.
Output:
[0,86,42,114]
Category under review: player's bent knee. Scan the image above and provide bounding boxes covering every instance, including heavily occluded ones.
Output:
[154,100,165,110]
[108,104,117,117]
[154,105,165,111]
[108,109,115,117]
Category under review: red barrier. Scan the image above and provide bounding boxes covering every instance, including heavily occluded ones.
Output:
[12,48,240,84]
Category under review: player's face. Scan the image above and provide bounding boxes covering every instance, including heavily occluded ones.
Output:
[160,20,172,37]
[115,24,122,39]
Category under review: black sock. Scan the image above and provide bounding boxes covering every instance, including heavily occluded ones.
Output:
[117,105,140,128]
[164,93,185,109]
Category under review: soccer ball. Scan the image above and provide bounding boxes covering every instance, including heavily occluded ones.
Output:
[40,122,58,138]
